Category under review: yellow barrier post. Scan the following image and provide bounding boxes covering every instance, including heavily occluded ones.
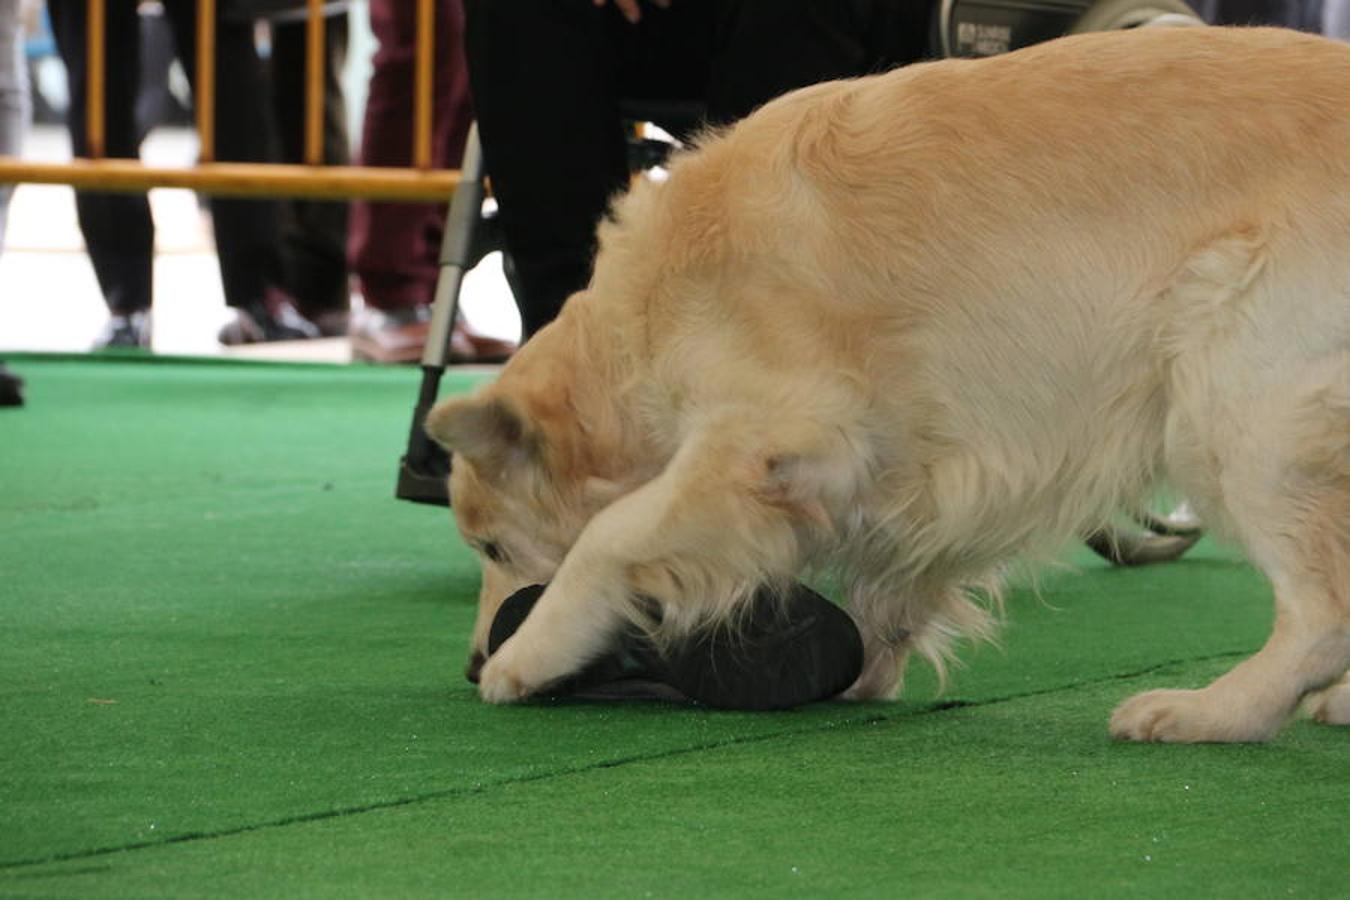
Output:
[305,0,325,165]
[0,0,462,203]
[196,0,216,163]
[86,0,105,158]
[414,0,434,170]
[0,159,460,201]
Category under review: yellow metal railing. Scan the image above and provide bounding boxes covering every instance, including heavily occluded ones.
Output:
[0,0,459,202]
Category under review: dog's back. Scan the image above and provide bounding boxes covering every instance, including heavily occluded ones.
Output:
[589,26,1350,562]
[609,26,1350,344]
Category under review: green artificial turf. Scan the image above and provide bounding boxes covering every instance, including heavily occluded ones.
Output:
[1,356,1345,898]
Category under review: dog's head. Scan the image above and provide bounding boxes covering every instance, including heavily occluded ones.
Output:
[424,310,638,681]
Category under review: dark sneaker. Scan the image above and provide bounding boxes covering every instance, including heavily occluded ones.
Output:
[486,582,863,710]
[92,310,152,350]
[218,296,321,345]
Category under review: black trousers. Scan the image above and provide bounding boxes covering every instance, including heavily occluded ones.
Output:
[48,1,284,313]
[1192,0,1323,29]
[464,0,932,338]
[269,15,351,318]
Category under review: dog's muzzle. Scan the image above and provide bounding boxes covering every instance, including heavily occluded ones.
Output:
[464,650,486,684]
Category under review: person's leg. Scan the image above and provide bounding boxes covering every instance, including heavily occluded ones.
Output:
[0,0,28,253]
[269,14,351,328]
[137,6,188,138]
[1205,0,1307,26]
[162,6,315,342]
[163,7,284,308]
[349,0,462,316]
[463,0,713,339]
[1303,0,1325,33]
[1324,0,1350,36]
[47,0,155,332]
[706,0,932,124]
[348,0,517,363]
[853,0,937,74]
[0,0,24,397]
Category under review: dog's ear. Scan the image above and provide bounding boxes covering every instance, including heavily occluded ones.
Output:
[425,393,539,476]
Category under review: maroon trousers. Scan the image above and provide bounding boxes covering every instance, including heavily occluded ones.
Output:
[348,0,473,311]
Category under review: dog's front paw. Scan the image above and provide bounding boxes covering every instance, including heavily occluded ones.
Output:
[477,649,536,705]
[476,632,588,705]
[1110,688,1276,743]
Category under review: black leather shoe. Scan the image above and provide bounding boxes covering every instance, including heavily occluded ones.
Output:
[486,582,863,710]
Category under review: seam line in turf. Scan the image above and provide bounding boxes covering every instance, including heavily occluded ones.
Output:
[0,649,1251,873]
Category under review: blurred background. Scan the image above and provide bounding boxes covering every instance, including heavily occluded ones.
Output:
[0,0,518,363]
[0,0,1343,365]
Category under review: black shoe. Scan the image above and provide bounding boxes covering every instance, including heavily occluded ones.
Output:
[0,363,23,407]
[218,298,320,345]
[487,582,863,710]
[92,310,152,350]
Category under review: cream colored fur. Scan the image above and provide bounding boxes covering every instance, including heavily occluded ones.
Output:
[427,26,1350,741]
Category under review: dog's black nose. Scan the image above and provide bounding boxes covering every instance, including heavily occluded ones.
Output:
[464,651,486,684]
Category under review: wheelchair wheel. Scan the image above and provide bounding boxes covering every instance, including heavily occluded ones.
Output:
[1072,0,1203,33]
[936,0,1202,59]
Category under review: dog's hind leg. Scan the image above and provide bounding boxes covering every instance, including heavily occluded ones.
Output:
[1112,356,1350,742]
[477,412,859,703]
[843,577,999,700]
[842,581,913,701]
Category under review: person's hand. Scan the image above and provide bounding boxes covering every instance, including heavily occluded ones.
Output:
[594,0,671,25]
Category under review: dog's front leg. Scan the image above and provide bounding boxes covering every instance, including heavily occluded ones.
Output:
[478,418,843,703]
[474,559,627,703]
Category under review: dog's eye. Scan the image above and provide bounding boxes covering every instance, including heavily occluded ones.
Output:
[481,542,506,564]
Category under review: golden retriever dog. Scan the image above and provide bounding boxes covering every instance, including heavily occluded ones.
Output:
[427,26,1350,741]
